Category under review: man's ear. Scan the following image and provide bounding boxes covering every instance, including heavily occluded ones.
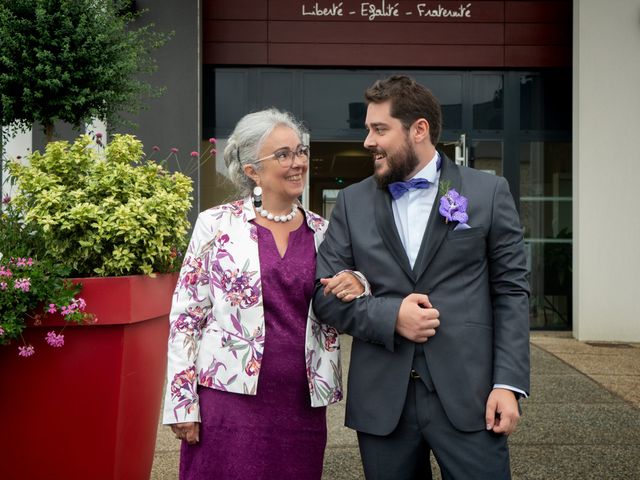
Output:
[412,118,430,144]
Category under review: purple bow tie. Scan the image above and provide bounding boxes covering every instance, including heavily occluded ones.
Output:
[388,177,432,200]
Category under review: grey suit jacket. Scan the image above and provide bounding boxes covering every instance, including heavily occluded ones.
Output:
[313,155,530,435]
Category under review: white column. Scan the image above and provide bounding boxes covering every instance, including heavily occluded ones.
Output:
[573,0,640,341]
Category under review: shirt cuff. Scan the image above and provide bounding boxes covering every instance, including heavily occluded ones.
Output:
[335,269,371,298]
[493,384,528,399]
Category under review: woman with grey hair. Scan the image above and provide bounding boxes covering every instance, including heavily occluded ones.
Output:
[163,108,368,479]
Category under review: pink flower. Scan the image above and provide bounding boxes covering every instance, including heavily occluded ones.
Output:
[152,145,160,152]
[45,331,65,347]
[190,151,198,158]
[16,258,27,267]
[18,345,35,357]
[14,278,31,292]
[0,326,5,336]
[96,132,103,139]
[170,147,178,153]
[212,148,217,155]
[2,193,10,205]
[75,298,87,311]
[209,138,217,144]
[0,266,12,277]
[0,282,7,290]
[48,304,57,314]
[26,258,34,266]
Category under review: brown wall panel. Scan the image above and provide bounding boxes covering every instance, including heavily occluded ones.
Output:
[204,43,268,64]
[269,0,505,23]
[203,1,572,68]
[505,23,570,45]
[505,45,571,67]
[204,21,268,43]
[268,21,504,45]
[203,0,268,20]
[268,44,504,67]
[505,1,571,23]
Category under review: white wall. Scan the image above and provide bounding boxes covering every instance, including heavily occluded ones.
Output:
[574,0,640,341]
[1,128,32,198]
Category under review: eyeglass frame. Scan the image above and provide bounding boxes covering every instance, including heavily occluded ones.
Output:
[254,144,310,168]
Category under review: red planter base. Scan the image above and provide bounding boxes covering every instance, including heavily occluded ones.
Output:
[0,273,178,480]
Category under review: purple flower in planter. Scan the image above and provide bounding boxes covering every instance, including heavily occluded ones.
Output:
[48,303,57,314]
[439,188,469,227]
[45,331,65,347]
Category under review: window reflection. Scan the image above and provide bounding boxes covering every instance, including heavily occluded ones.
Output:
[302,73,379,130]
[471,140,502,176]
[414,74,462,130]
[520,141,572,328]
[473,75,503,130]
[520,72,571,131]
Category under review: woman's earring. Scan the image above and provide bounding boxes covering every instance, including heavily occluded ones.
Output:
[252,186,263,208]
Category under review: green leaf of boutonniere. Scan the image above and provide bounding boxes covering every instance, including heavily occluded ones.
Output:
[438,180,452,196]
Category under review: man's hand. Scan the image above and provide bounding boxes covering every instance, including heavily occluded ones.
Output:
[320,272,365,302]
[485,388,520,435]
[170,422,200,444]
[395,293,440,342]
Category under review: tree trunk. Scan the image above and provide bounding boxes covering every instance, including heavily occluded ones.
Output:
[44,123,54,144]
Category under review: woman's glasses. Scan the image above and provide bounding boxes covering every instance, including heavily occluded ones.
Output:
[255,145,309,168]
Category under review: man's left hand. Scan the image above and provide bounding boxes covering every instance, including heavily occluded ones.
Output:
[485,388,520,435]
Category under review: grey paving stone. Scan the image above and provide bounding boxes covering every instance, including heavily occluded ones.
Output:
[510,445,640,480]
[511,403,640,446]
[528,373,623,404]
[530,344,577,375]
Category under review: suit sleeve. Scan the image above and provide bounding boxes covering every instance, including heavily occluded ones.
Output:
[313,190,401,352]
[488,177,531,395]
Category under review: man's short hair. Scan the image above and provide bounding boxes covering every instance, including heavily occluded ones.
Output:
[365,75,442,146]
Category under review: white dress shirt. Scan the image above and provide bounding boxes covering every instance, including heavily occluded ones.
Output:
[391,153,441,268]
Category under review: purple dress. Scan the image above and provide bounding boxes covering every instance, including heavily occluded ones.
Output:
[179,219,327,479]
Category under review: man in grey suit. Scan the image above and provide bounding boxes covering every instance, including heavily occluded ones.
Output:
[313,75,530,479]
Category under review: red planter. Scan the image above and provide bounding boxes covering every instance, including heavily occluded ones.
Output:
[0,273,178,480]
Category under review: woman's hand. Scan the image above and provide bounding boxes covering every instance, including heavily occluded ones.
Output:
[320,271,365,303]
[171,422,200,445]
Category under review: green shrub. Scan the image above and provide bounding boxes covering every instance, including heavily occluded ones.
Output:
[7,134,192,276]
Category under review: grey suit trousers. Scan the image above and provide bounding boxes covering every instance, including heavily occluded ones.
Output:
[357,348,511,480]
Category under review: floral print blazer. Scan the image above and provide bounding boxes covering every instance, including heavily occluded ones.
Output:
[163,197,343,424]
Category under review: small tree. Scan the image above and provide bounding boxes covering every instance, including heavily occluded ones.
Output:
[0,0,169,142]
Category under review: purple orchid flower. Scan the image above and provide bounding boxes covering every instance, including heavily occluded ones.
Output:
[439,188,469,226]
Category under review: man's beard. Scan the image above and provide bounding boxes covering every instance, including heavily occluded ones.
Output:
[373,140,420,189]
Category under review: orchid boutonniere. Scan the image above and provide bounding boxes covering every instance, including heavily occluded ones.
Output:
[438,181,470,229]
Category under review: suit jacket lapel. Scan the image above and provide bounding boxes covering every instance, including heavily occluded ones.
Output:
[413,154,462,281]
[374,187,415,281]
